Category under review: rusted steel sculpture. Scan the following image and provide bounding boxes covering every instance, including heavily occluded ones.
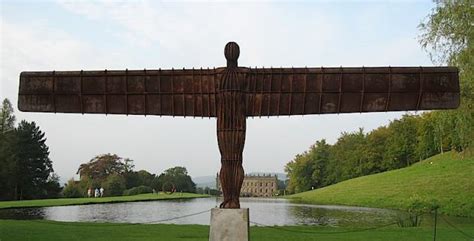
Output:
[18,42,460,208]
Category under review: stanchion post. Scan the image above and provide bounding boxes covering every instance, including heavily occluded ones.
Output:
[433,208,438,241]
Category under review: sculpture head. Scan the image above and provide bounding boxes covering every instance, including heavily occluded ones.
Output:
[225,42,240,68]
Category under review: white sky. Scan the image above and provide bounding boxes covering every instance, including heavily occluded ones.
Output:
[0,0,437,182]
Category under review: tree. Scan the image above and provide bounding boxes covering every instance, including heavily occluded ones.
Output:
[419,0,473,153]
[309,140,331,188]
[449,107,473,152]
[62,179,84,198]
[285,153,314,193]
[152,166,196,193]
[431,111,453,154]
[123,169,155,189]
[13,120,53,200]
[419,0,473,99]
[0,98,60,200]
[0,134,16,200]
[0,98,16,200]
[44,173,62,198]
[383,115,419,170]
[136,170,155,187]
[365,126,390,173]
[416,113,438,160]
[0,99,15,134]
[77,154,134,184]
[123,171,140,189]
[102,174,126,196]
[330,129,367,181]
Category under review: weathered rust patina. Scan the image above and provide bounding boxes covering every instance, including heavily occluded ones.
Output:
[18,42,460,208]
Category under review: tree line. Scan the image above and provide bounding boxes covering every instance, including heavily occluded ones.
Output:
[63,154,196,198]
[285,110,472,194]
[0,99,61,200]
[285,1,473,194]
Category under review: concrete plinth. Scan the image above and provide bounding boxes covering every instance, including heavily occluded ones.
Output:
[209,208,249,241]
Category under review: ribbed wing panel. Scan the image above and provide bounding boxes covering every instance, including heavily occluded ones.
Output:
[245,67,459,117]
[18,68,218,117]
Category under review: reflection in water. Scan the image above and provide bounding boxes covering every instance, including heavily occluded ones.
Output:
[288,204,398,227]
[0,197,405,226]
[0,208,46,220]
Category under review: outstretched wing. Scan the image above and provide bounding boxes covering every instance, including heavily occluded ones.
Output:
[18,68,218,117]
[244,67,459,117]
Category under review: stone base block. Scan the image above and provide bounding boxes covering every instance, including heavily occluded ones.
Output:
[209,208,249,241]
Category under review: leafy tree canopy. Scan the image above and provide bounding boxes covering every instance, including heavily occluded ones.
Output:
[0,98,15,134]
[419,0,473,99]
[77,154,134,183]
[152,166,196,193]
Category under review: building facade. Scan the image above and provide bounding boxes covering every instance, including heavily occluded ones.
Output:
[216,174,278,197]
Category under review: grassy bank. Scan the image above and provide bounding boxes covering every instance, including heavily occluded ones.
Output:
[0,193,208,209]
[288,151,474,217]
[0,219,473,241]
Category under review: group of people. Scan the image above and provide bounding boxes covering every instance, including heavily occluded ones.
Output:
[87,187,104,198]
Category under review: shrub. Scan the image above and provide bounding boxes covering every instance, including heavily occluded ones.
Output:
[123,185,153,196]
[396,213,423,227]
[102,174,126,196]
[62,179,84,198]
[396,195,439,227]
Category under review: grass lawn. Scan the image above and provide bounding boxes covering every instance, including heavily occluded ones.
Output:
[288,151,474,217]
[0,193,208,209]
[1,219,473,241]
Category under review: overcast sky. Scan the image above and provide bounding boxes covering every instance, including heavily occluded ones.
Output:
[1,0,437,181]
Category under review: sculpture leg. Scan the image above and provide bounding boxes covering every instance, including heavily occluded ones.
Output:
[216,112,246,209]
[219,160,244,208]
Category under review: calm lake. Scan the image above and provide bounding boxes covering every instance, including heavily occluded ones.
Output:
[0,197,409,226]
[2,197,472,227]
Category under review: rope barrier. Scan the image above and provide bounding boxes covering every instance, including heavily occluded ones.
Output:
[29,208,212,227]
[250,220,399,235]
[22,209,474,240]
[142,209,211,224]
[249,213,425,235]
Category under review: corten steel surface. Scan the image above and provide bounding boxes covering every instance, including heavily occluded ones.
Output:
[18,42,460,208]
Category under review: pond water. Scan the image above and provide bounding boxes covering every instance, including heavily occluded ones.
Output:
[0,197,406,227]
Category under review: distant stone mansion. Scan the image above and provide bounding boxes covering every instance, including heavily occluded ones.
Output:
[216,174,278,197]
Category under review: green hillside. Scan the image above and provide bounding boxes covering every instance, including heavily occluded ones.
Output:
[288,151,474,217]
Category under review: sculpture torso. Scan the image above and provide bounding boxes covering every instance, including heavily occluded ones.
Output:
[217,68,247,161]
